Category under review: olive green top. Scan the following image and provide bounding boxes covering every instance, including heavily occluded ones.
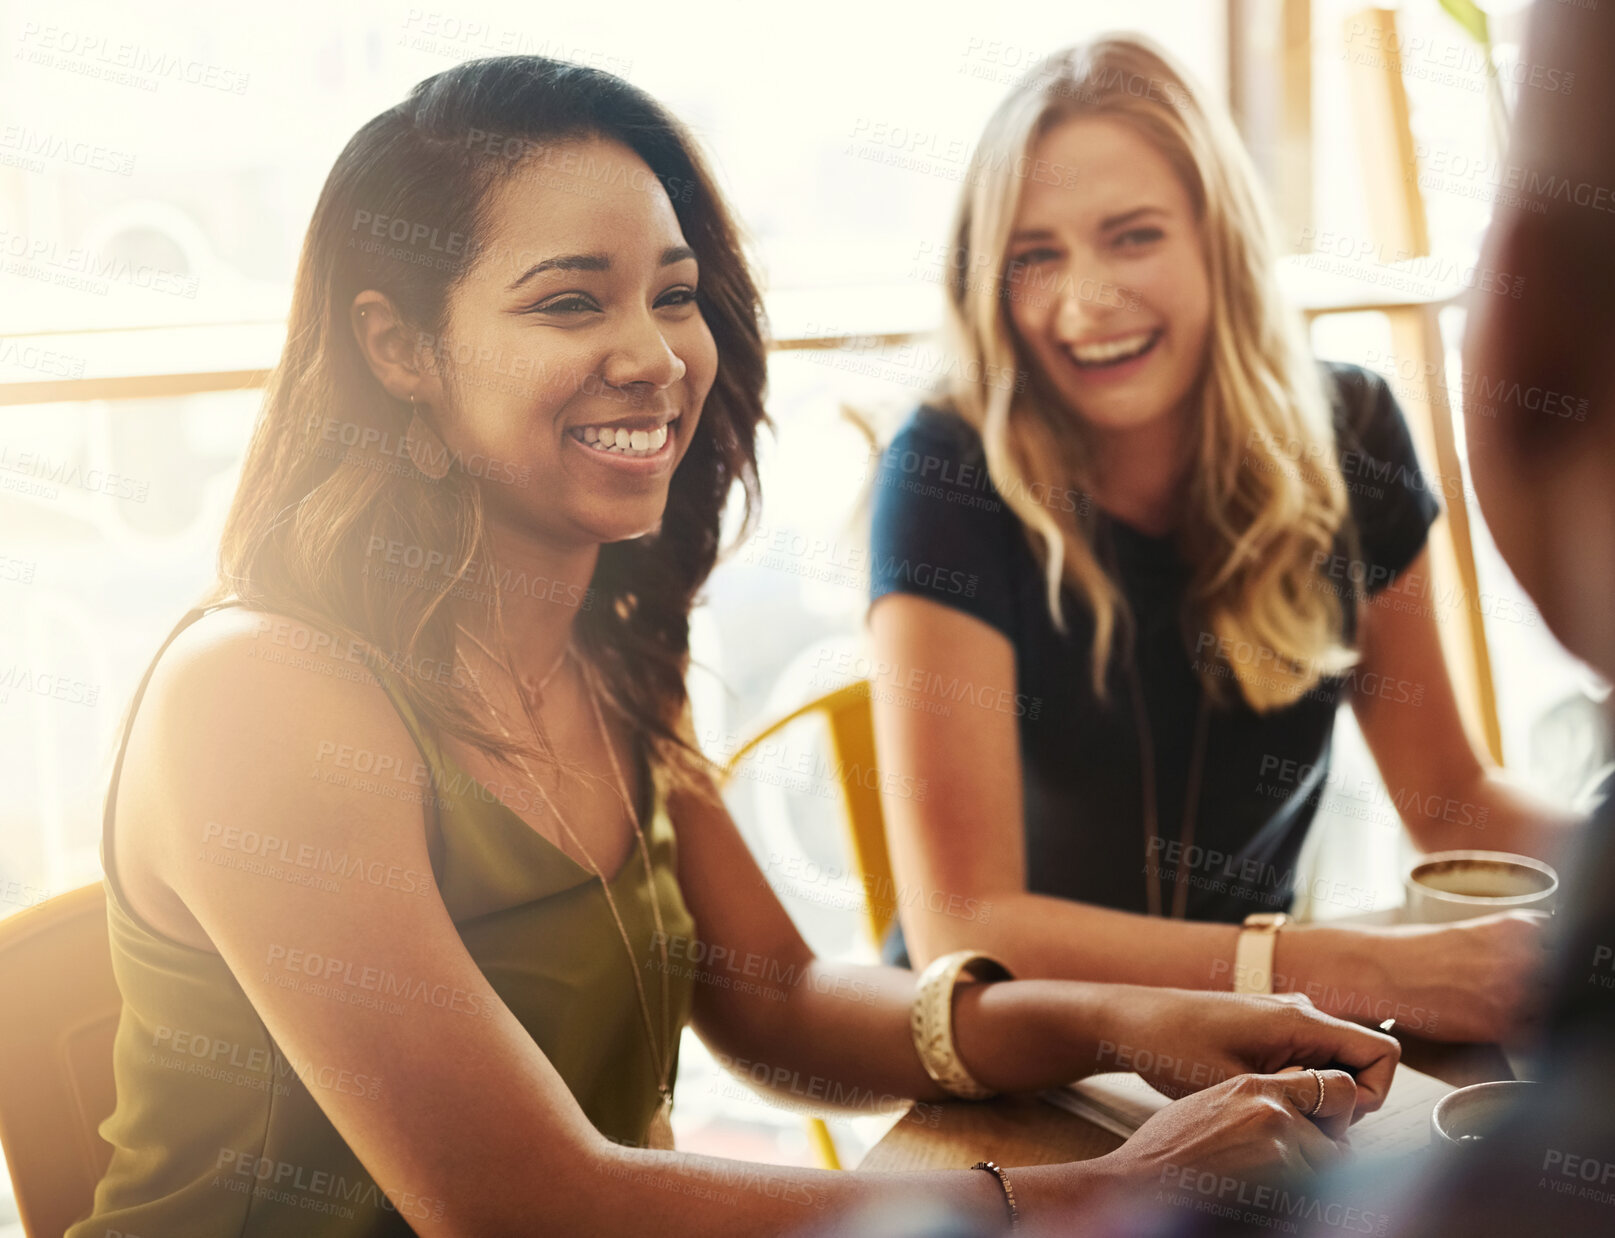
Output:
[69,603,696,1238]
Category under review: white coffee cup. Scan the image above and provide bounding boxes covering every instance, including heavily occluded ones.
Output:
[1430,1080,1538,1150]
[1403,850,1558,924]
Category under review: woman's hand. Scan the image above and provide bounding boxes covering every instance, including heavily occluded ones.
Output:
[1095,987,1400,1121]
[1352,911,1553,1044]
[1101,1069,1359,1187]
[1285,912,1552,1043]
[1020,1071,1358,1222]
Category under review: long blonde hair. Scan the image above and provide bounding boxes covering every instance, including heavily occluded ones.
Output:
[941,34,1355,711]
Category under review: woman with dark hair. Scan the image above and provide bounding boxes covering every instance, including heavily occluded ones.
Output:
[71,57,1398,1237]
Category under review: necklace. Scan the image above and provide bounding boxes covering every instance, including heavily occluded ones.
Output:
[455,623,570,710]
[451,635,678,1149]
[1125,656,1210,919]
[1097,521,1211,919]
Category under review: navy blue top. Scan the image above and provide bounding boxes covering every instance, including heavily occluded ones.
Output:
[868,361,1441,947]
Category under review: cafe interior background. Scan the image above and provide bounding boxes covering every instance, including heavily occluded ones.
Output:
[0,0,1609,1226]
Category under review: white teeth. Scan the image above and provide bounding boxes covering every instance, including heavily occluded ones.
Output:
[1069,331,1156,366]
[571,418,677,458]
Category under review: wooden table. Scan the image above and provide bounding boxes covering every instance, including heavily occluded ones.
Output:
[860,1034,1515,1172]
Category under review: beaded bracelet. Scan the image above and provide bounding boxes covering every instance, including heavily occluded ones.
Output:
[972,1160,1020,1230]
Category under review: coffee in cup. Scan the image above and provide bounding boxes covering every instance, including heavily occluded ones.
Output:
[1403,850,1558,924]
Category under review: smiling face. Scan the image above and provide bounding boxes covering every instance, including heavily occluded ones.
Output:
[427,136,717,548]
[1004,115,1211,439]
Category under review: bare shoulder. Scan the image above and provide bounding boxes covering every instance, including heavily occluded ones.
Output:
[114,607,434,948]
[131,606,424,801]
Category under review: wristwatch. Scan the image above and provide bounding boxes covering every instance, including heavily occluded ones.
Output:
[1232,912,1290,994]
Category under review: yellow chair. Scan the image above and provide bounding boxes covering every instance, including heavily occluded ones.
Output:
[0,883,120,1238]
[719,679,897,1169]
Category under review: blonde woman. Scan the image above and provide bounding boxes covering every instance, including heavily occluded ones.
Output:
[868,36,1579,1046]
[71,55,1402,1238]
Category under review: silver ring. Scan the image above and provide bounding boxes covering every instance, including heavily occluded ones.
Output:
[1304,1067,1326,1118]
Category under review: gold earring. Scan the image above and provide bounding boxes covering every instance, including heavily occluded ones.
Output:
[404,393,451,480]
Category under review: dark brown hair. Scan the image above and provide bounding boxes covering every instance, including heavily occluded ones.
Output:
[210,56,767,786]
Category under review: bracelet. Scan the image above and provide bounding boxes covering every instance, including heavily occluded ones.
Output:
[1232,912,1290,994]
[910,950,1013,1100]
[972,1160,1020,1230]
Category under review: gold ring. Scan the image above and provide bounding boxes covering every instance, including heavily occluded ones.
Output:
[1305,1067,1326,1118]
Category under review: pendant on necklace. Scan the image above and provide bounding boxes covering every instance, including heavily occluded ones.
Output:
[515,674,546,713]
[645,1087,675,1150]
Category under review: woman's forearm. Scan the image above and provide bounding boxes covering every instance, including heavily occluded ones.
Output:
[729,961,1139,1108]
[579,1143,1109,1238]
[910,891,1417,1027]
[1401,768,1584,865]
[916,890,1243,991]
[605,964,1154,1238]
